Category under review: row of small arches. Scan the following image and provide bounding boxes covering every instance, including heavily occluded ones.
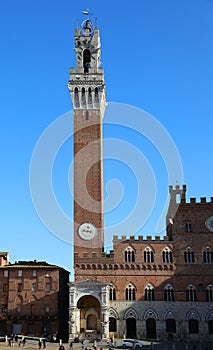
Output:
[74,87,99,108]
[76,263,173,271]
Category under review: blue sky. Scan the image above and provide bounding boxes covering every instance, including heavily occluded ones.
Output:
[0,1,213,276]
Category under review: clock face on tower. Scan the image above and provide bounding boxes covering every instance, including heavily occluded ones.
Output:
[78,222,97,240]
[205,216,213,232]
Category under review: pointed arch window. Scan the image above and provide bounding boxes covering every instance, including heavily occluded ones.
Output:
[162,247,173,263]
[187,285,196,302]
[125,283,136,301]
[203,247,213,263]
[88,87,92,107]
[206,285,213,302]
[81,87,86,108]
[145,284,155,301]
[144,247,154,263]
[164,285,174,301]
[94,87,99,106]
[74,87,80,108]
[184,247,194,263]
[124,246,135,263]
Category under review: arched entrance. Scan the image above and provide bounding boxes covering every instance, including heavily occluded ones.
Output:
[146,318,157,339]
[126,318,136,338]
[77,295,100,335]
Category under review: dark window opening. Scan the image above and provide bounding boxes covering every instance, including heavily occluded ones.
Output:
[83,49,91,74]
[109,317,116,332]
[189,319,199,334]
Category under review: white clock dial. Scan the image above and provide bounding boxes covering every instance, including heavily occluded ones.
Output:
[205,216,213,232]
[78,222,97,240]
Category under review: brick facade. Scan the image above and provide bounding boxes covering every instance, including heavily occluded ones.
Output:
[0,261,69,342]
[68,16,213,342]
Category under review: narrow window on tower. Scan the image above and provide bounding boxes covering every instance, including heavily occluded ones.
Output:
[74,87,80,108]
[88,88,92,108]
[94,87,99,107]
[81,87,86,108]
[83,49,91,74]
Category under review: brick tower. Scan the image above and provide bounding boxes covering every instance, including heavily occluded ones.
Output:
[68,18,106,268]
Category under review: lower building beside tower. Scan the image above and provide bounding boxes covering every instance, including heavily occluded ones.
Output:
[0,260,69,342]
[69,185,213,341]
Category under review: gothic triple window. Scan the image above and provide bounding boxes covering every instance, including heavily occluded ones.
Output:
[144,247,154,263]
[162,247,173,263]
[184,247,195,263]
[145,284,155,301]
[124,246,135,263]
[203,247,213,263]
[164,284,174,301]
[187,285,196,302]
[125,283,136,301]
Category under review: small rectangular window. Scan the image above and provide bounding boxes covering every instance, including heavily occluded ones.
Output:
[3,284,8,293]
[2,305,7,313]
[45,283,51,292]
[185,223,192,232]
[32,270,37,277]
[17,283,22,292]
[4,270,8,277]
[45,305,50,313]
[18,270,22,277]
[31,304,35,315]
[32,283,37,292]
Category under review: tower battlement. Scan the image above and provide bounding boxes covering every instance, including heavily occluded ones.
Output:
[169,184,213,204]
[113,235,169,242]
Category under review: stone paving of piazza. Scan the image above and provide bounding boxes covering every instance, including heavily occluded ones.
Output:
[0,337,213,350]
